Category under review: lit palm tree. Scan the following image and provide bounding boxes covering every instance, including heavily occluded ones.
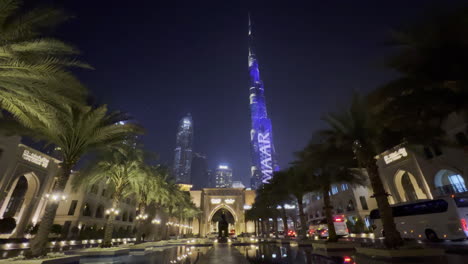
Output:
[134,165,169,242]
[0,0,91,127]
[73,143,148,247]
[7,105,143,256]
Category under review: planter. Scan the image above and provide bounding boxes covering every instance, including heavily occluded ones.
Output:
[74,248,129,257]
[356,247,445,258]
[312,241,358,251]
[0,255,80,264]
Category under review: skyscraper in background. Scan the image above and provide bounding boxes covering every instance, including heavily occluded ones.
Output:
[173,114,194,184]
[191,152,209,190]
[215,164,233,188]
[247,16,279,189]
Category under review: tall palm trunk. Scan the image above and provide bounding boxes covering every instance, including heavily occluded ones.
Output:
[323,189,338,242]
[273,217,279,238]
[296,197,307,239]
[30,162,73,257]
[102,198,119,247]
[366,160,402,248]
[259,220,264,237]
[265,218,271,238]
[136,204,146,243]
[281,206,288,237]
[254,220,257,236]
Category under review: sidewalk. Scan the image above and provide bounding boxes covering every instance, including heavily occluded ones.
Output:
[198,244,249,264]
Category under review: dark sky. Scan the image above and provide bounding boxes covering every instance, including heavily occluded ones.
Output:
[55,0,464,186]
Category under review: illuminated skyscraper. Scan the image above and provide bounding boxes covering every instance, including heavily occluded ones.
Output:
[173,114,194,184]
[215,164,233,188]
[248,16,279,189]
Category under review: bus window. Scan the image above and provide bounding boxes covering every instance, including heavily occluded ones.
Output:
[369,200,448,219]
[454,197,468,208]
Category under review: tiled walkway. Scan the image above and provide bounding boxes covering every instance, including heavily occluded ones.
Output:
[198,244,249,264]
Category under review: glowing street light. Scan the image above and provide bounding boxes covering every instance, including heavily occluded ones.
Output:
[44,193,66,202]
[105,208,120,215]
[136,214,148,220]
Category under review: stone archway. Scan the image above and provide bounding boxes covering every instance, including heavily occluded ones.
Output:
[394,170,427,202]
[0,172,41,237]
[208,206,237,235]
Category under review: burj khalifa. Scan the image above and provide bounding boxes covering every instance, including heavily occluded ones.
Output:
[248,16,279,189]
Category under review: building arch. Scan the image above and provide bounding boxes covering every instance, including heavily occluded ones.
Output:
[434,169,468,194]
[394,170,427,202]
[208,204,238,223]
[0,172,40,223]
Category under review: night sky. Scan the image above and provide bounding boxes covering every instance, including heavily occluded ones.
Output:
[54,0,464,186]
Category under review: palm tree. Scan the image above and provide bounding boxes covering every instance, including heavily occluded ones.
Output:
[320,95,405,248]
[274,167,314,239]
[0,0,91,127]
[73,143,148,247]
[9,105,142,255]
[134,165,168,242]
[297,141,365,242]
[267,174,294,237]
[369,7,468,133]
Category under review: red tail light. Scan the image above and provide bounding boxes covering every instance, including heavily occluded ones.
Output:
[334,217,344,222]
[461,219,468,232]
[343,256,352,263]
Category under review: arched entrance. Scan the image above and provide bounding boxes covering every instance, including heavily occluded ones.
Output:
[394,170,427,202]
[435,169,468,195]
[208,205,237,235]
[0,172,40,236]
[210,208,235,236]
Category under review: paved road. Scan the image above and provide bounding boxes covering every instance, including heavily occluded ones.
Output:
[198,244,249,264]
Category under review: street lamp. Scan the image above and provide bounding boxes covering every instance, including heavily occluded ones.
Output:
[105,208,120,216]
[136,214,148,221]
[44,192,67,202]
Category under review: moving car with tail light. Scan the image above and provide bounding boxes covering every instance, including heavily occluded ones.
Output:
[309,216,349,238]
[370,196,468,241]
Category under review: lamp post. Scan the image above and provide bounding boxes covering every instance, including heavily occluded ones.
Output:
[44,193,67,202]
[105,208,120,216]
[136,214,148,221]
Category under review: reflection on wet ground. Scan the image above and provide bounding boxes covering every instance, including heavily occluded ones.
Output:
[236,244,350,264]
[80,246,211,264]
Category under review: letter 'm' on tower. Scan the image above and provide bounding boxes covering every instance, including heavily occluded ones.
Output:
[247,15,279,189]
[173,114,194,184]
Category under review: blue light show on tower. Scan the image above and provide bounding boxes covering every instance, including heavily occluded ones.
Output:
[247,15,279,189]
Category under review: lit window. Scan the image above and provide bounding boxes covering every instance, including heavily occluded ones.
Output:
[448,174,468,193]
[331,185,339,195]
[341,184,348,191]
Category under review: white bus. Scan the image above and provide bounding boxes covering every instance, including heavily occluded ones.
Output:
[370,196,468,241]
[309,215,349,238]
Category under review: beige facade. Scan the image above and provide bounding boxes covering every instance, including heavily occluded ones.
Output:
[376,113,468,204]
[0,135,138,239]
[304,183,377,228]
[54,174,137,238]
[0,136,60,238]
[190,188,255,236]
